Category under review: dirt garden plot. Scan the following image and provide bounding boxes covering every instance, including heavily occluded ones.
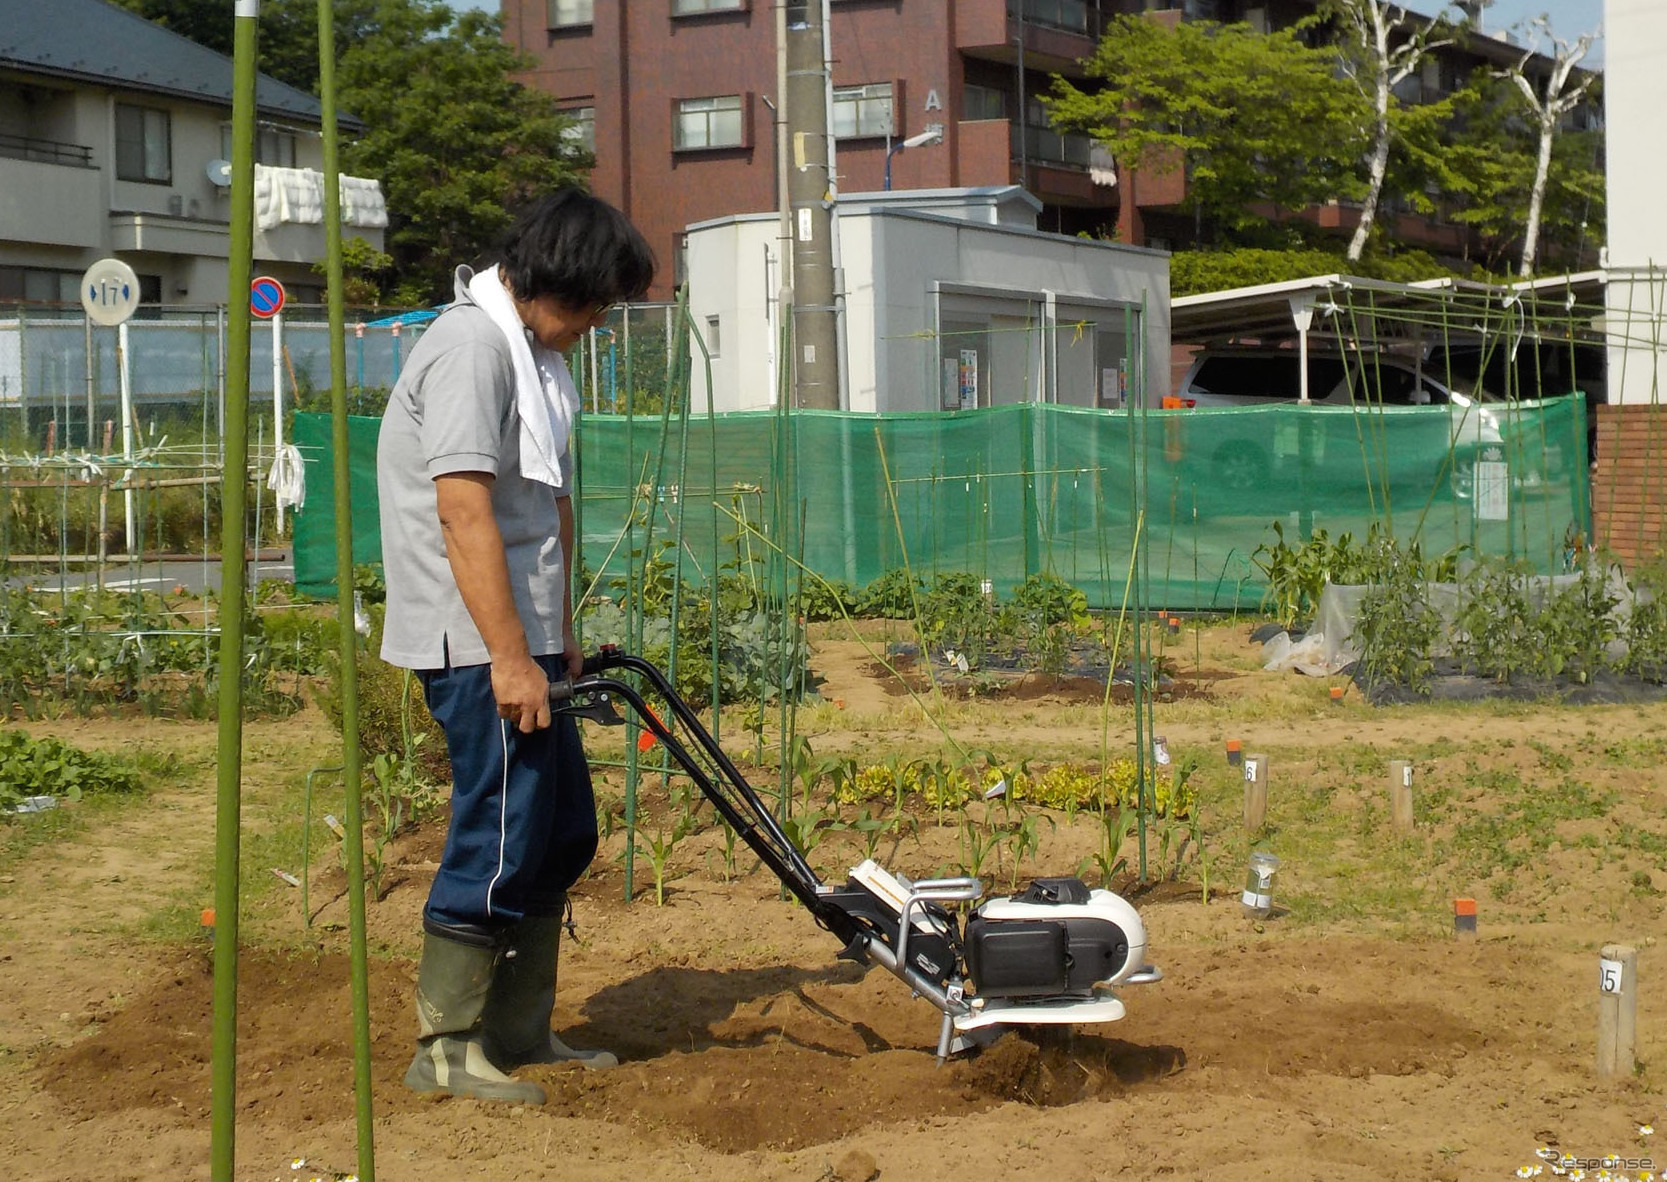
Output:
[1,624,1665,1181]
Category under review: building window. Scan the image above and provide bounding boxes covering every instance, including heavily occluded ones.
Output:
[561,106,596,153]
[705,314,721,357]
[963,84,1006,121]
[259,126,299,167]
[115,104,170,183]
[832,83,894,139]
[675,95,744,150]
[1016,0,1090,35]
[673,0,744,13]
[220,124,300,167]
[1015,95,1090,168]
[0,266,81,305]
[548,0,593,27]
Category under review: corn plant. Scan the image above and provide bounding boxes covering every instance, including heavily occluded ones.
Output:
[816,754,862,807]
[780,807,840,871]
[364,741,442,900]
[1002,809,1054,890]
[1190,808,1211,904]
[1081,805,1138,887]
[713,819,741,881]
[627,817,693,906]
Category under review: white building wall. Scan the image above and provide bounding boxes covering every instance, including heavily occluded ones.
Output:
[4,78,378,309]
[1604,0,1667,404]
[687,200,1170,414]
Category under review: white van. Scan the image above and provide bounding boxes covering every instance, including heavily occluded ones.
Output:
[1170,347,1506,499]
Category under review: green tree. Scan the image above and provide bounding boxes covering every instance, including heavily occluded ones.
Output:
[1046,16,1369,244]
[108,0,379,90]
[1438,71,1605,275]
[337,2,590,304]
[1322,0,1458,261]
[111,0,590,305]
[1495,19,1599,276]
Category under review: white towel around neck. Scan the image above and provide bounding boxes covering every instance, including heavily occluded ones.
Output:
[466,264,576,491]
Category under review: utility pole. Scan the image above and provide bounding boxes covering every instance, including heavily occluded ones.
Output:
[784,0,839,409]
[1014,3,1028,192]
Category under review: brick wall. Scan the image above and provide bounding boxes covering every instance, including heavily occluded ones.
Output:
[1592,404,1667,566]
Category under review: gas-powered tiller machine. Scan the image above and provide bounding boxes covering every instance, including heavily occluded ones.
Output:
[555,647,1163,1062]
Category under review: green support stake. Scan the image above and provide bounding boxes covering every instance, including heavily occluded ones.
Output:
[317,3,377,1178]
[210,3,259,1178]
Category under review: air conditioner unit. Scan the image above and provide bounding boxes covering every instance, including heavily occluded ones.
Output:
[167,194,184,216]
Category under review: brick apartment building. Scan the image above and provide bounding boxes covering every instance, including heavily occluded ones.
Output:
[502,0,1596,301]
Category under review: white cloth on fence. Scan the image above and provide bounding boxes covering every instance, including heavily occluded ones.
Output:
[254,165,323,229]
[254,165,387,230]
[338,175,389,228]
[465,264,577,491]
[267,443,306,511]
[253,166,284,230]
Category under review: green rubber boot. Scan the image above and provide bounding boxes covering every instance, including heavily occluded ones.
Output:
[402,930,546,1104]
[482,912,619,1072]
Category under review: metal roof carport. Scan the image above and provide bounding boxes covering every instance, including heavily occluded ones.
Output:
[1169,271,1609,402]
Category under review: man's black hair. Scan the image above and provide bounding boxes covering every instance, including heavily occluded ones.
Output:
[498,188,656,308]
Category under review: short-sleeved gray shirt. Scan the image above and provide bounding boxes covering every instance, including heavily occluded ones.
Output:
[376,266,575,670]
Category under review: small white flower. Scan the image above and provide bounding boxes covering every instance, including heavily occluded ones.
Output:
[1641,1125,1655,1136]
[290,1162,306,1173]
[1541,1148,1562,1162]
[1521,1168,1540,1179]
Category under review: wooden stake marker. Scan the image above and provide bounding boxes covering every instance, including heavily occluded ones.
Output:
[1597,944,1638,1081]
[1390,760,1415,833]
[1453,897,1477,941]
[1243,753,1268,835]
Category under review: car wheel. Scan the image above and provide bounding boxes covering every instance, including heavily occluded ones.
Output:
[1213,443,1266,495]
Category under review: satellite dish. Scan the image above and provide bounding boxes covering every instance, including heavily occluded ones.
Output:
[206,158,232,187]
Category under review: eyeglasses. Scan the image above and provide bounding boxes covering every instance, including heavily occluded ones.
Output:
[591,301,614,320]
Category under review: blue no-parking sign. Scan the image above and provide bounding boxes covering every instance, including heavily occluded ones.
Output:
[251,276,286,319]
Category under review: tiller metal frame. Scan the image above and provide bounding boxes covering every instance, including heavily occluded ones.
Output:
[554,647,1161,1062]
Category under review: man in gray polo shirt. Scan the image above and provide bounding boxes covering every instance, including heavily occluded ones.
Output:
[377,189,653,1104]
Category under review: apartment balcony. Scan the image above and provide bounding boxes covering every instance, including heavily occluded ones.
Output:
[958,118,1110,208]
[0,132,94,168]
[1012,122,1104,205]
[0,146,105,250]
[108,211,385,264]
[957,0,1105,76]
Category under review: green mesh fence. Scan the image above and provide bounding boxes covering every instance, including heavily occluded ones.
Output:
[292,394,1590,610]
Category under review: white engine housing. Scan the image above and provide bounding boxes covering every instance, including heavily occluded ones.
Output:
[976,887,1148,988]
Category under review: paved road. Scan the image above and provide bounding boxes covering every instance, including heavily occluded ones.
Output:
[5,555,295,596]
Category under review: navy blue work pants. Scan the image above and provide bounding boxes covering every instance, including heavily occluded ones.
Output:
[418,654,598,930]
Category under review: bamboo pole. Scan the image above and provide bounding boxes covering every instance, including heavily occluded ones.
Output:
[209,2,259,1177]
[318,3,377,1176]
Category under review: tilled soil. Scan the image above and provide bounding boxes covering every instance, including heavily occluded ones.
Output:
[3,657,1665,1181]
